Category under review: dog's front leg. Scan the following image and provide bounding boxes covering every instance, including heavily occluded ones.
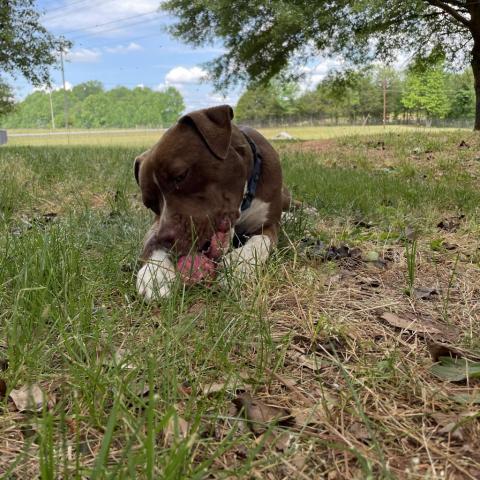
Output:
[136,249,176,301]
[221,226,278,281]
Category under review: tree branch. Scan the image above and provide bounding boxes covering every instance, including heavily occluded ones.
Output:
[440,0,469,10]
[425,0,471,27]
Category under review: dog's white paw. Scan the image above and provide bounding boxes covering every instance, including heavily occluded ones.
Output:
[220,234,271,284]
[136,250,176,301]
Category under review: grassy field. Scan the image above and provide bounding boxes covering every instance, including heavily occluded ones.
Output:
[5,124,471,147]
[0,129,479,478]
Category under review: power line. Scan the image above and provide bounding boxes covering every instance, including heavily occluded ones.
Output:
[68,15,163,41]
[42,0,102,19]
[57,9,160,36]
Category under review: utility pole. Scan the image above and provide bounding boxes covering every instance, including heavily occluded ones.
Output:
[60,49,69,129]
[48,89,55,129]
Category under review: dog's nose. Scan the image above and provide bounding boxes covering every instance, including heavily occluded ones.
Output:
[157,230,176,250]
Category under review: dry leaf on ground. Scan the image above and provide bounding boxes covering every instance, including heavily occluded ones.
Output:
[9,384,46,412]
[431,357,480,382]
[380,312,442,335]
[287,350,324,371]
[413,286,439,300]
[164,412,190,446]
[201,378,245,396]
[292,404,330,426]
[427,341,480,363]
[233,392,292,435]
[257,430,293,451]
[431,412,477,442]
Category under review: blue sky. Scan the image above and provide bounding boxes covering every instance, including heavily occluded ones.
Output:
[14,0,340,111]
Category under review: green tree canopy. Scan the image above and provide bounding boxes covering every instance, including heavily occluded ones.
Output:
[234,66,473,125]
[0,81,15,116]
[0,0,69,117]
[0,0,68,115]
[402,64,451,122]
[1,83,185,129]
[163,0,480,129]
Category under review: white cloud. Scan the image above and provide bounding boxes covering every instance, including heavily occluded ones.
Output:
[161,46,227,55]
[33,81,73,93]
[104,42,143,54]
[43,0,162,34]
[65,48,102,63]
[165,66,209,85]
[298,59,343,91]
[206,93,237,105]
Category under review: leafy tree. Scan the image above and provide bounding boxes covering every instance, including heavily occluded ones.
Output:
[402,64,451,123]
[0,0,69,115]
[71,81,104,102]
[235,80,300,122]
[163,0,480,130]
[446,70,475,119]
[1,82,185,129]
[0,81,15,116]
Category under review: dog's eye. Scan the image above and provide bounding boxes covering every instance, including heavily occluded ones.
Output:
[173,170,188,186]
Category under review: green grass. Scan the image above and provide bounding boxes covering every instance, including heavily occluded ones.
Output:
[0,131,479,478]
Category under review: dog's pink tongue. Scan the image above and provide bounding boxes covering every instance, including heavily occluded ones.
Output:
[217,218,231,233]
[207,231,230,259]
[177,253,216,285]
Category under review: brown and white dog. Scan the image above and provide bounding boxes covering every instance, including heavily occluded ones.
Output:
[134,104,291,301]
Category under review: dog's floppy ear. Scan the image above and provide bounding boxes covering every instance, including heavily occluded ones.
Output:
[179,105,234,160]
[134,150,150,185]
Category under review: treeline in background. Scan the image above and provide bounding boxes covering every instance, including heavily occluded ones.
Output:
[1,81,184,129]
[236,64,475,128]
[1,62,475,129]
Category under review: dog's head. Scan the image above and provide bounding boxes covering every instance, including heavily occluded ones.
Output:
[134,105,249,255]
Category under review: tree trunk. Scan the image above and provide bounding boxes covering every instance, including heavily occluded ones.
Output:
[472,40,480,130]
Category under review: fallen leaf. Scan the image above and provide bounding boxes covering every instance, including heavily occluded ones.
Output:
[453,392,480,405]
[233,392,292,435]
[458,140,470,148]
[413,287,438,300]
[431,357,480,382]
[349,422,370,441]
[164,412,190,445]
[290,453,308,470]
[257,430,293,451]
[10,384,46,412]
[293,405,329,426]
[426,341,480,363]
[112,348,135,370]
[288,350,324,371]
[201,379,245,396]
[432,412,476,441]
[380,312,442,335]
[432,414,464,441]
